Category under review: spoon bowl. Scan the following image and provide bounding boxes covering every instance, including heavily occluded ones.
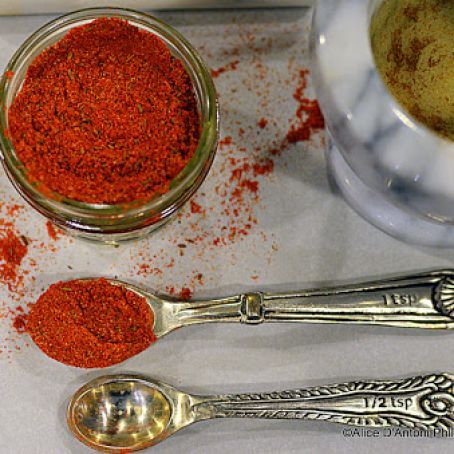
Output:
[67,375,198,451]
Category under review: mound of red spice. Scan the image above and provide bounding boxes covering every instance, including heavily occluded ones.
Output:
[8,18,200,204]
[26,279,156,368]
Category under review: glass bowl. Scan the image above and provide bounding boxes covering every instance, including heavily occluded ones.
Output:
[0,7,219,243]
[311,0,454,247]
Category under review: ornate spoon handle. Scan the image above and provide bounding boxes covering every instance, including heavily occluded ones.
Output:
[259,270,454,328]
[194,373,454,431]
[175,270,454,329]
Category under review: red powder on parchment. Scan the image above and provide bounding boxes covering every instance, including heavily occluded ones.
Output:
[0,200,75,362]
[0,303,32,359]
[46,221,61,241]
[179,287,193,300]
[0,201,30,360]
[12,307,27,333]
[253,159,274,177]
[133,62,325,295]
[0,230,28,292]
[286,70,325,144]
[164,286,193,300]
[219,136,233,147]
[211,60,240,78]
[190,200,203,214]
[258,118,268,129]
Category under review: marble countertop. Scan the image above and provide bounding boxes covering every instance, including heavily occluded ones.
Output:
[0,7,452,454]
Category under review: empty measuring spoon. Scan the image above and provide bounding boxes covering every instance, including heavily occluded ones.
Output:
[67,372,454,451]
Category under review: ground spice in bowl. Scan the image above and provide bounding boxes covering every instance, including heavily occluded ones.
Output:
[370,0,454,141]
[8,17,200,204]
[26,278,156,368]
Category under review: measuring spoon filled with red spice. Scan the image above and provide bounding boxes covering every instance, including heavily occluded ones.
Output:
[0,9,218,242]
[26,270,454,368]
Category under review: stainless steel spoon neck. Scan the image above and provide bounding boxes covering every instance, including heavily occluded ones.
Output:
[191,373,454,431]
[174,270,454,330]
[171,293,262,327]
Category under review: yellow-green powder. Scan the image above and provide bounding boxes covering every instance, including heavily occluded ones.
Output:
[370,0,454,141]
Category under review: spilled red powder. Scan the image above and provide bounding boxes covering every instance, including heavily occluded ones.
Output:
[253,159,274,177]
[258,118,268,129]
[160,269,206,298]
[219,136,233,147]
[4,204,22,217]
[164,286,193,300]
[26,279,157,368]
[286,70,325,143]
[135,68,324,294]
[137,263,163,277]
[179,287,193,300]
[46,221,61,241]
[0,302,32,359]
[0,202,34,360]
[13,312,27,333]
[211,60,239,78]
[190,200,203,214]
[134,127,279,289]
[0,230,28,292]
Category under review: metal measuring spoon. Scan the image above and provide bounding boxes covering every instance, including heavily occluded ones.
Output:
[100,269,454,340]
[67,372,454,451]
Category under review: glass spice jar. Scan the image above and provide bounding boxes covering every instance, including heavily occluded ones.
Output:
[0,7,219,243]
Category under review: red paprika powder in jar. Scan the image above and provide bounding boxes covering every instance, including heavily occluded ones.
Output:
[0,9,219,241]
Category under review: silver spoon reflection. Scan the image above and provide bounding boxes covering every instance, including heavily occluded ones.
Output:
[67,373,454,451]
[100,269,454,342]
